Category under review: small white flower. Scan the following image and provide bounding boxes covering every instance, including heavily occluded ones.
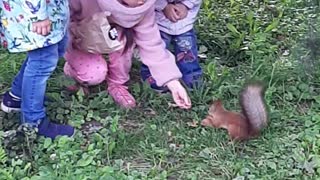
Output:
[50,153,57,160]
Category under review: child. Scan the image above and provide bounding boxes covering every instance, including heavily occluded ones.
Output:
[140,0,203,91]
[64,0,191,109]
[0,0,74,139]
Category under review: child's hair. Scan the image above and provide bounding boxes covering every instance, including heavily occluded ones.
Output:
[121,27,134,53]
[109,23,134,53]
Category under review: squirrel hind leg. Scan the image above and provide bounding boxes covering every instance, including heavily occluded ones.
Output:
[228,124,250,141]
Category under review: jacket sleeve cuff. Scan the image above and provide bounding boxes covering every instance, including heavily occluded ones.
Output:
[181,1,195,9]
[156,72,182,87]
[155,0,168,11]
[163,78,180,87]
[143,50,182,87]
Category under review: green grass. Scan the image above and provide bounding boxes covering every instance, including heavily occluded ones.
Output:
[0,0,320,179]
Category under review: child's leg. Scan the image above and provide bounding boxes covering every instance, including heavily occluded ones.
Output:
[64,49,108,88]
[0,58,28,112]
[107,48,136,108]
[1,36,70,113]
[140,31,172,92]
[173,29,202,88]
[10,59,28,98]
[20,35,74,139]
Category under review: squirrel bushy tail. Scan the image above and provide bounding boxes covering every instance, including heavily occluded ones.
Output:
[239,82,268,135]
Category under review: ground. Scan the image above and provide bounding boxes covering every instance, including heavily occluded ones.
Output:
[0,0,320,179]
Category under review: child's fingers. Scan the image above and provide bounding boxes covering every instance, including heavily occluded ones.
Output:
[181,92,191,109]
[46,24,51,35]
[166,80,191,109]
[32,25,39,34]
[172,93,183,108]
[32,20,51,36]
[32,25,36,33]
[174,92,191,109]
[41,27,47,36]
[32,24,45,36]
[169,14,177,22]
[37,26,43,35]
[173,6,182,19]
[184,95,191,108]
[35,25,50,36]
[172,11,180,21]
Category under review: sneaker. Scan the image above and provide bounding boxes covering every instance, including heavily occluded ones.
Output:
[37,117,75,139]
[1,91,21,113]
[144,76,169,93]
[1,91,52,113]
[140,64,168,93]
[108,84,136,108]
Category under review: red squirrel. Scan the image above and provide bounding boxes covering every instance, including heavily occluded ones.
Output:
[201,82,268,141]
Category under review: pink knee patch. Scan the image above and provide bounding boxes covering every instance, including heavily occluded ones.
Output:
[64,49,108,86]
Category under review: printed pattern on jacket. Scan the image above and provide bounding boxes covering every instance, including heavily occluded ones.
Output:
[0,0,69,53]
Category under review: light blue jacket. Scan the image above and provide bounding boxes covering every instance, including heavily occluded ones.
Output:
[155,0,202,35]
[0,0,69,53]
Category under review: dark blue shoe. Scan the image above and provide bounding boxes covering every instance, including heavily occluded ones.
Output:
[37,117,75,139]
[140,64,168,93]
[1,91,52,113]
[144,76,169,93]
[1,91,21,113]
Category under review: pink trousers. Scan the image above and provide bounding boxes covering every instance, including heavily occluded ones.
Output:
[64,47,134,86]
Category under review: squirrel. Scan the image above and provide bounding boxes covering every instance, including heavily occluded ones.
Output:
[201,82,269,141]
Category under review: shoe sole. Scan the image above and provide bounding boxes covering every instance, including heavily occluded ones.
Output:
[70,129,76,138]
[1,102,21,113]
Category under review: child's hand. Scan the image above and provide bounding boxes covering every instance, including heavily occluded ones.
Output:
[163,4,180,22]
[166,80,192,109]
[175,3,188,20]
[32,18,51,36]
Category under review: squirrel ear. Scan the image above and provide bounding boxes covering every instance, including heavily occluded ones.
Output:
[209,99,222,113]
[213,99,222,107]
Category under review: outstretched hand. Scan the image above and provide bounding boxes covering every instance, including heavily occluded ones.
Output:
[166,80,191,109]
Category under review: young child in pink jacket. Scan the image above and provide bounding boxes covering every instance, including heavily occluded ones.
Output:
[64,0,191,109]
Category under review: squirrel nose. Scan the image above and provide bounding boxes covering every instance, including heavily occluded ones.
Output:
[201,118,211,127]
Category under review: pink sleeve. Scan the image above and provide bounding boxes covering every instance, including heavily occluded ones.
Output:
[133,8,182,86]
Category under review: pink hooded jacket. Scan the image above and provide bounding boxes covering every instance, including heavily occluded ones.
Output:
[69,0,182,86]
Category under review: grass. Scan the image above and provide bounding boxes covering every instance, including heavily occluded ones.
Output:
[0,0,320,179]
